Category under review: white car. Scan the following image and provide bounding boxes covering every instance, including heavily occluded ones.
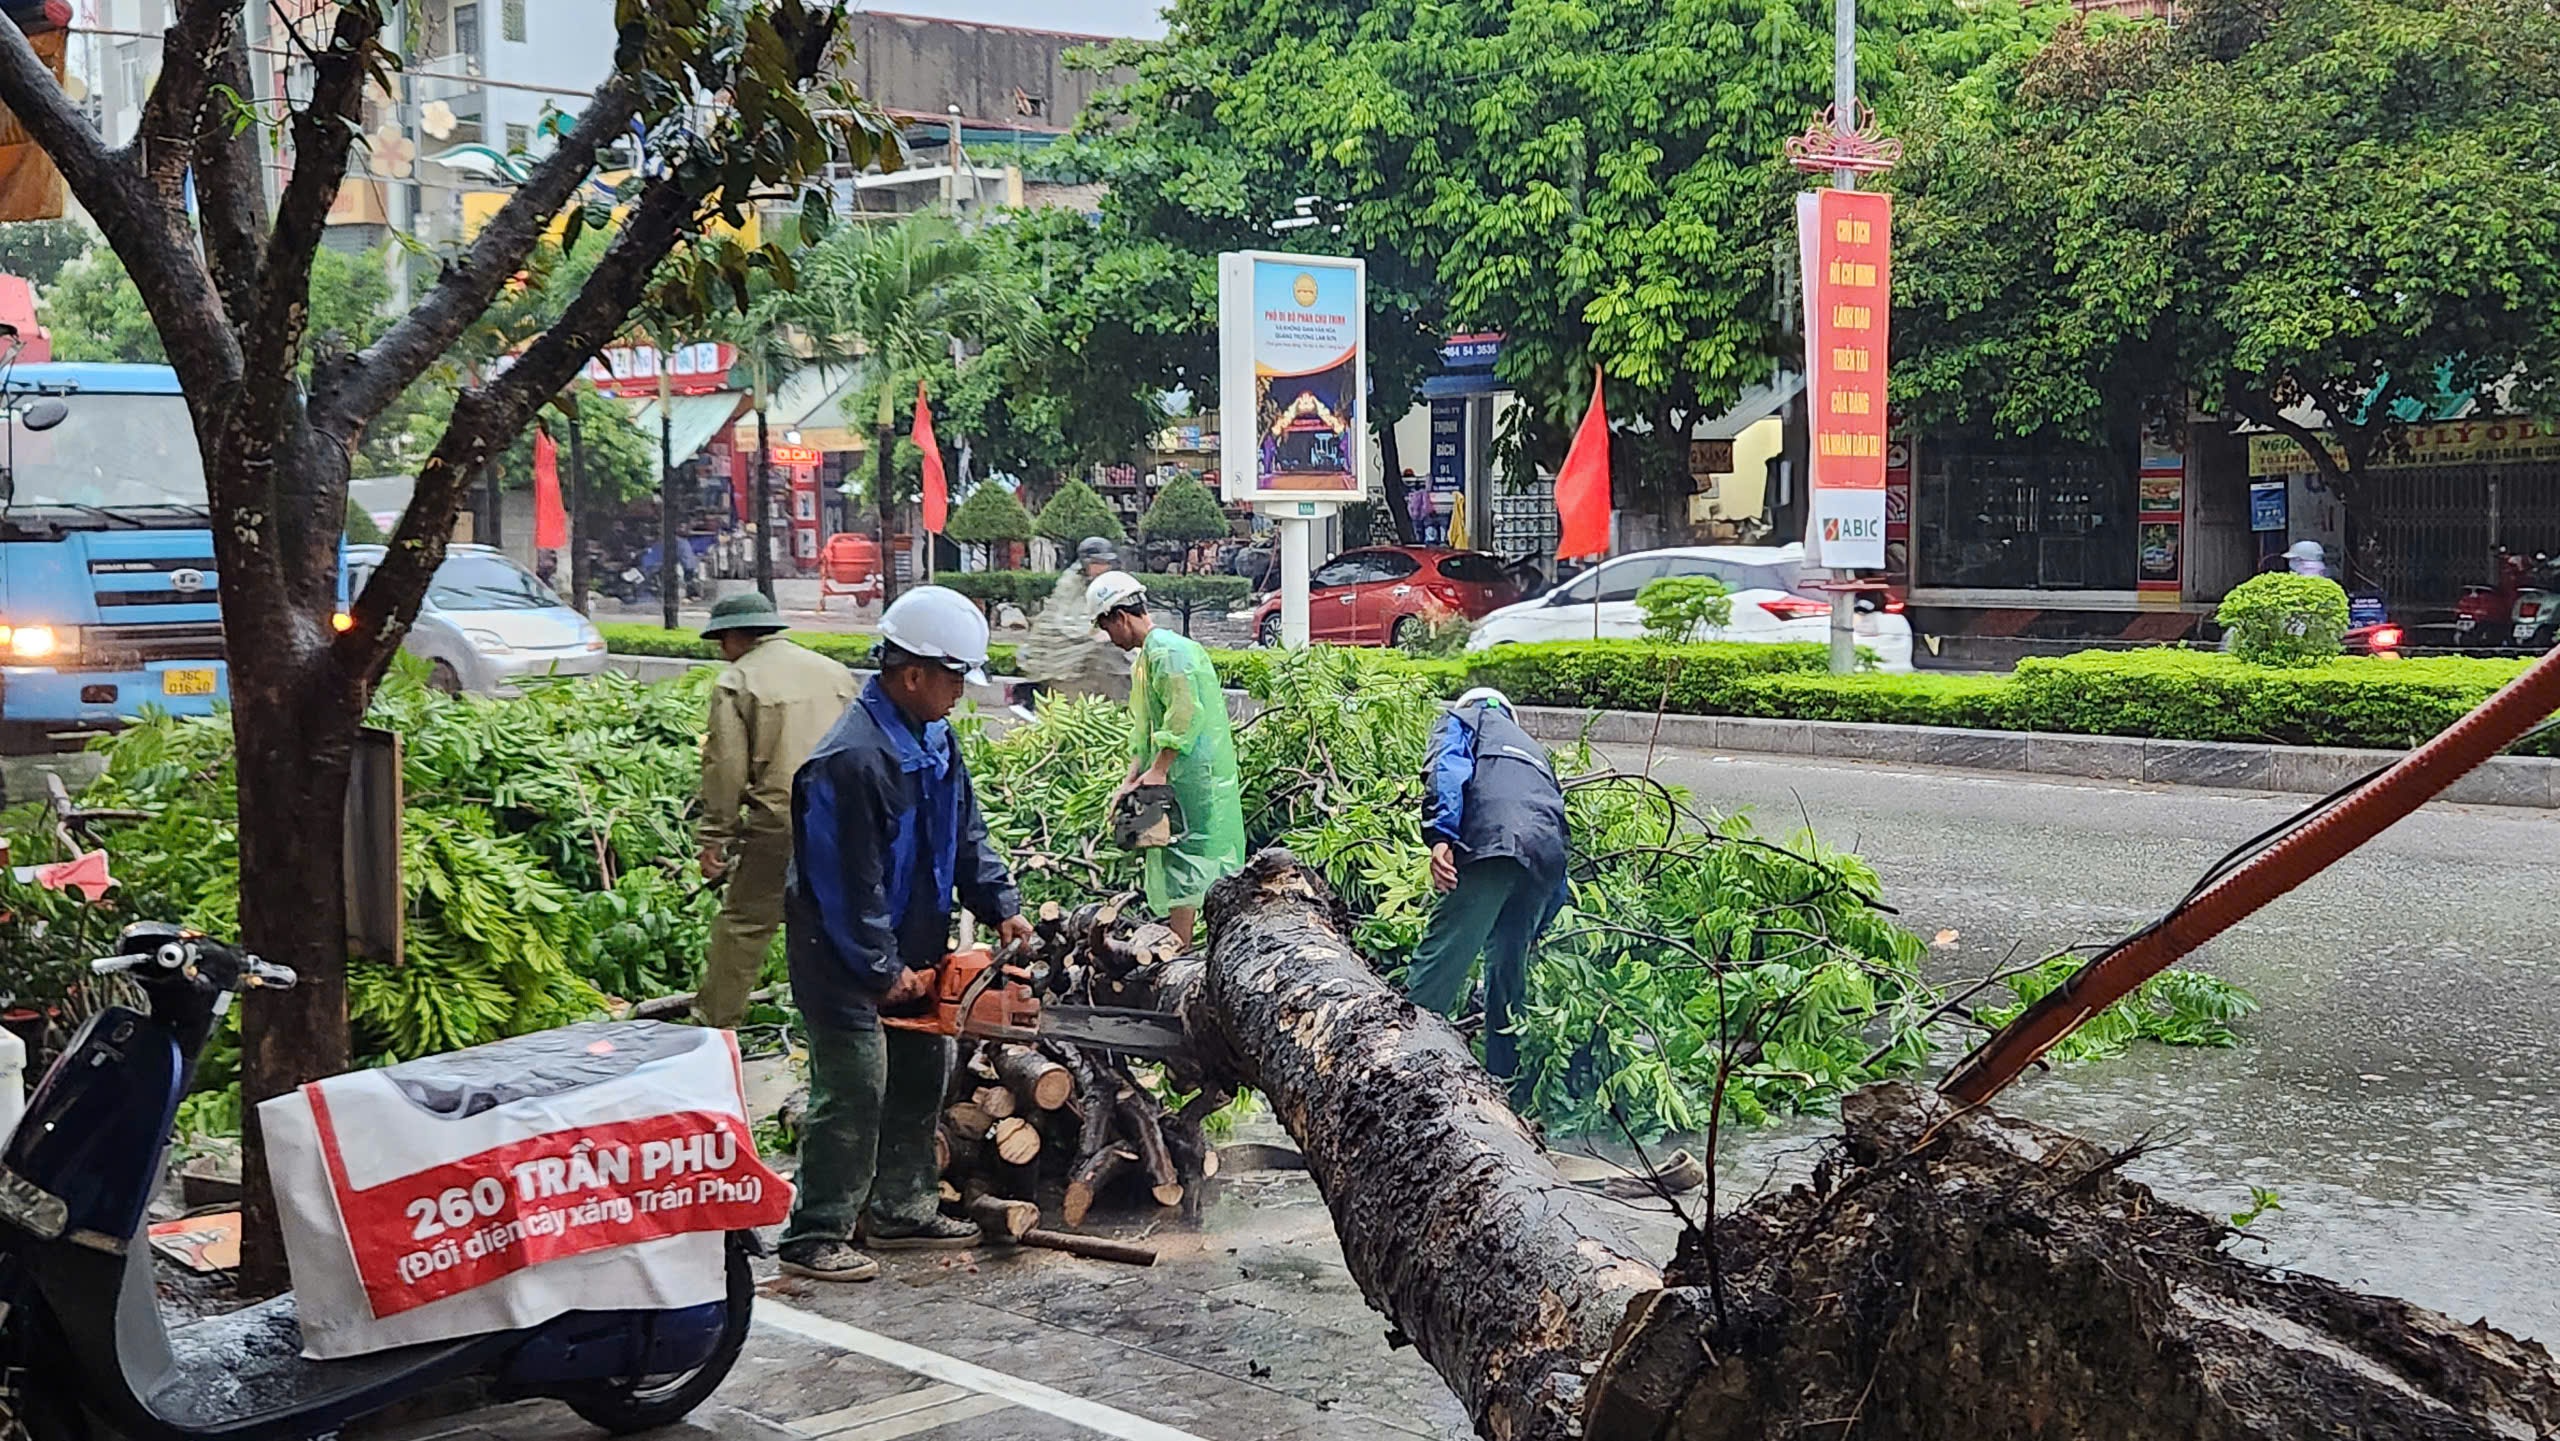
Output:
[346,544,610,694]
[1465,543,1915,672]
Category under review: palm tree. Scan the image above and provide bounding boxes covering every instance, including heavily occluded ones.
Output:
[703,275,852,599]
[794,213,1040,602]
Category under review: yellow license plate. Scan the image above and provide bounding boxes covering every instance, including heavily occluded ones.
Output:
[161,668,216,697]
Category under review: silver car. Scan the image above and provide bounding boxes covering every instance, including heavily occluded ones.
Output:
[345,545,609,694]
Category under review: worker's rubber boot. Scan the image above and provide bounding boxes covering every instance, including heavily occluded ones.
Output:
[861,1213,983,1250]
[778,1238,881,1282]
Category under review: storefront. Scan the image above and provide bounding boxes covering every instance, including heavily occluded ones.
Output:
[2246,416,2560,611]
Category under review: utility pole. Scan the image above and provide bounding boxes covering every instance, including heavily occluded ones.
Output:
[658,347,679,630]
[1826,0,1859,678]
[567,409,589,615]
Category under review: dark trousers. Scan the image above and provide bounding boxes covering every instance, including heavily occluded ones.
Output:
[780,1020,951,1245]
[1405,857,1554,1087]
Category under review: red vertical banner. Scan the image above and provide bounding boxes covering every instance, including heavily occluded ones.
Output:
[531,429,568,551]
[913,381,948,534]
[1798,188,1892,568]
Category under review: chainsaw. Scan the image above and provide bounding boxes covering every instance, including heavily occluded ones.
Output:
[880,944,1190,1060]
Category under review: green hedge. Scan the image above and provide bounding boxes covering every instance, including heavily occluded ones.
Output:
[943,570,1060,611]
[599,623,1021,678]
[602,624,2549,758]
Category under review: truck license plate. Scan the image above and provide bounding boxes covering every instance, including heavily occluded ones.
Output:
[162,668,216,696]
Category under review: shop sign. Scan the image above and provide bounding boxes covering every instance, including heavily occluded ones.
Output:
[2137,475,2184,515]
[767,444,824,466]
[2246,417,2560,477]
[585,342,737,398]
[1687,439,1735,484]
[1429,400,1466,497]
[1795,189,1891,568]
[1440,333,1503,369]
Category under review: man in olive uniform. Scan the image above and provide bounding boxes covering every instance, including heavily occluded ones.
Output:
[694,591,858,1029]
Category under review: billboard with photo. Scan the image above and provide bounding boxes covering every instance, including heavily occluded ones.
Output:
[1220,252,1368,506]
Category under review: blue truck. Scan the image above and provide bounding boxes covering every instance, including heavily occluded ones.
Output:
[0,363,230,747]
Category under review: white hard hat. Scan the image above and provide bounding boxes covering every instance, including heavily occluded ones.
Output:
[2284,540,2325,562]
[1453,686,1512,712]
[1086,570,1149,621]
[877,585,992,683]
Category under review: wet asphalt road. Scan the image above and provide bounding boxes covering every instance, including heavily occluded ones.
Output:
[1591,739,2560,1344]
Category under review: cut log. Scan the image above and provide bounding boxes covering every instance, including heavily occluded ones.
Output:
[990,1116,1043,1166]
[1062,1145,1135,1228]
[939,1120,984,1178]
[992,1045,1075,1111]
[1022,1228,1155,1266]
[1045,1041,1118,1188]
[1113,1085,1184,1208]
[965,1193,1040,1242]
[1190,854,1659,1439]
[972,1083,1019,1121]
[1186,851,2560,1441]
[945,1100,995,1138]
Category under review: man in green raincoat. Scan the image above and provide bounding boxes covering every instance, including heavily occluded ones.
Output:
[1088,571,1246,946]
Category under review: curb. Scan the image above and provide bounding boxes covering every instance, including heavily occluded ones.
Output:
[607,653,2560,811]
[1508,706,2560,810]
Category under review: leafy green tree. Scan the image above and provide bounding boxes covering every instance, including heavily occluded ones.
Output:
[43,249,165,362]
[0,0,893,1285]
[0,218,92,285]
[1035,477,1126,548]
[947,480,1036,546]
[794,214,1040,601]
[1081,0,2021,503]
[1895,0,2560,560]
[1137,473,1230,568]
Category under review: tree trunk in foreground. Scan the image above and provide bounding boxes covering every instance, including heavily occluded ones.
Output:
[1188,853,1664,1440]
[1193,852,2560,1441]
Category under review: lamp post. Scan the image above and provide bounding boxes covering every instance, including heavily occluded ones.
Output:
[1825,0,1859,677]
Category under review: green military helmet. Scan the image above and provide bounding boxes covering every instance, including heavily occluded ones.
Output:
[701,591,789,636]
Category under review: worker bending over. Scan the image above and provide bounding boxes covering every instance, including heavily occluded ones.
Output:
[780,587,1034,1282]
[1405,687,1570,1098]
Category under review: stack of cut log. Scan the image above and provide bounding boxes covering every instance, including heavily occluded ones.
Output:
[931,895,1225,1235]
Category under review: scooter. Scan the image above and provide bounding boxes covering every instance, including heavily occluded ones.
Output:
[2511,555,2560,653]
[0,922,755,1441]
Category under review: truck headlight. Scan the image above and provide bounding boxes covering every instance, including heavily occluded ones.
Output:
[10,626,58,660]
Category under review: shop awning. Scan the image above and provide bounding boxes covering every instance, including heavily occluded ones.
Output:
[628,391,751,463]
[729,367,868,453]
[1693,374,1804,440]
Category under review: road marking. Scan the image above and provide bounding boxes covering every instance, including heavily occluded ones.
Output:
[813,1393,1018,1441]
[796,1383,989,1435]
[756,1298,1212,1441]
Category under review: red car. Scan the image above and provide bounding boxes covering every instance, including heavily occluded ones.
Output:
[1252,546,1522,647]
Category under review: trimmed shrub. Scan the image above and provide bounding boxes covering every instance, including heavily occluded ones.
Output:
[1034,479,1125,547]
[598,623,1019,677]
[2006,649,2539,752]
[946,483,1035,545]
[1637,575,1732,644]
[943,570,1060,613]
[2217,572,2350,665]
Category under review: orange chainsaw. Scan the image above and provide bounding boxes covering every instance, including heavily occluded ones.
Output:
[879,945,1190,1059]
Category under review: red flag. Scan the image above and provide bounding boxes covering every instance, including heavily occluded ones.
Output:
[1553,367,1611,560]
[914,379,948,534]
[532,427,568,551]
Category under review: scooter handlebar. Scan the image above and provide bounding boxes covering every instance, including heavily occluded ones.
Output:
[88,936,297,992]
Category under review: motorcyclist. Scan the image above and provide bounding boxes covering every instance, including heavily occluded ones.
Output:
[1020,536,1132,704]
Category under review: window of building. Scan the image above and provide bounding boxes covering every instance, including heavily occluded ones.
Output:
[453,2,480,57]
[116,41,142,107]
[501,0,525,42]
[504,122,530,154]
[1916,440,2136,592]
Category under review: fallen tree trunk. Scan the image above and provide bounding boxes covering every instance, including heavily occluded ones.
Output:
[1191,853,1662,1439]
[1192,852,2560,1441]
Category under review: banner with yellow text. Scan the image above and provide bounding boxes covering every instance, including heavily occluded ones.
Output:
[1796,188,1891,568]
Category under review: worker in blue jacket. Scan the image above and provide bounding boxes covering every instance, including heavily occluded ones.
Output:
[1404,687,1571,1097]
[779,586,1034,1283]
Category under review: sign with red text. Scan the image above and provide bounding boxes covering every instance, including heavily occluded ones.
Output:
[584,342,739,399]
[271,1023,789,1333]
[1796,189,1892,568]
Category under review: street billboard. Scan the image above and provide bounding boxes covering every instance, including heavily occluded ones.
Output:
[1220,252,1367,507]
[1796,189,1892,569]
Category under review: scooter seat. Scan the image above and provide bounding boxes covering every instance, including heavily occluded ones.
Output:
[149,1291,488,1430]
[380,1021,703,1120]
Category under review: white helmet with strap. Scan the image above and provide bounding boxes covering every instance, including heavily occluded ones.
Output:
[1452,686,1512,713]
[878,585,992,682]
[1085,569,1150,621]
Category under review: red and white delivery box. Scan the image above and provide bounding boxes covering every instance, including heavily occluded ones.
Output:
[259,1020,792,1359]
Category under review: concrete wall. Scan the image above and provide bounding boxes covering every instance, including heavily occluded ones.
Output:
[836,12,1130,129]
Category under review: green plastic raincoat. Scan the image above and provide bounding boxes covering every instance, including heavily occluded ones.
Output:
[1129,627,1246,911]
